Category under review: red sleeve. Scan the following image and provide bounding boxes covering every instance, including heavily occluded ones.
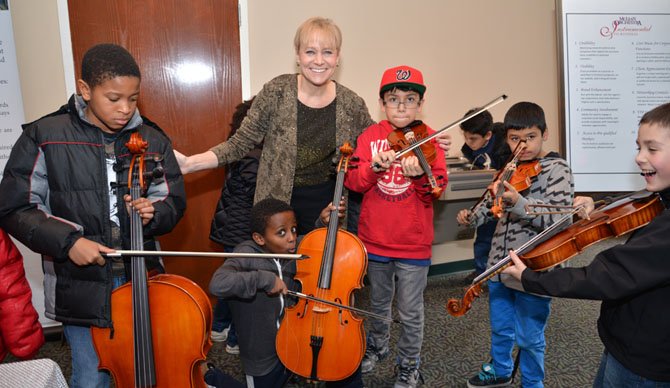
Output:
[345,125,385,193]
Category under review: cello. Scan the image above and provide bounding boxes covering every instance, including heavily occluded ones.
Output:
[275,142,367,382]
[91,133,212,387]
[447,190,663,317]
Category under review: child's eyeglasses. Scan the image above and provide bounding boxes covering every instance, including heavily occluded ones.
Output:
[383,98,419,109]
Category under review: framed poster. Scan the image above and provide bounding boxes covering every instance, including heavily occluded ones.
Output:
[559,0,670,191]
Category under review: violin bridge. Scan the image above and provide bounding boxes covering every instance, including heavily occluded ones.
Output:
[312,306,331,314]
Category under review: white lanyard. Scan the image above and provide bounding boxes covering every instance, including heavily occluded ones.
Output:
[273,258,284,329]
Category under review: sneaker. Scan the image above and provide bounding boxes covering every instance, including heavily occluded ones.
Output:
[394,359,423,388]
[466,363,512,387]
[361,345,389,373]
[225,343,239,355]
[210,327,229,343]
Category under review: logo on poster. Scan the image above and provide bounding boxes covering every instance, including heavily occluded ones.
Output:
[600,16,651,39]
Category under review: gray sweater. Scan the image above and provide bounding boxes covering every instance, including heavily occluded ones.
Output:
[471,153,574,290]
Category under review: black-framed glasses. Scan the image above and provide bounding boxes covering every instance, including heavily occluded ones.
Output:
[383,96,420,109]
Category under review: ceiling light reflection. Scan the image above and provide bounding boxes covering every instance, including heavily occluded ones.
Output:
[169,62,213,85]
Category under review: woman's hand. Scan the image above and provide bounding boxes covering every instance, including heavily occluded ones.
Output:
[435,132,452,154]
[173,149,218,175]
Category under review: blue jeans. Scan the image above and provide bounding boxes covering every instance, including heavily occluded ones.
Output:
[212,245,237,345]
[488,280,552,388]
[594,351,670,388]
[473,220,496,275]
[212,299,238,345]
[64,275,127,388]
[366,258,429,365]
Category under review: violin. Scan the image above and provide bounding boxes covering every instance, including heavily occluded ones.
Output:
[387,120,444,198]
[469,141,527,219]
[276,143,368,382]
[92,132,212,387]
[508,161,542,192]
[447,190,663,317]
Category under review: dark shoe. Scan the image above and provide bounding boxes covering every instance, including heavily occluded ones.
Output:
[361,345,389,373]
[466,363,511,387]
[394,359,424,388]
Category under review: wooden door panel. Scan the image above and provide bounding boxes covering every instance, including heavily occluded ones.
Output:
[68,0,241,293]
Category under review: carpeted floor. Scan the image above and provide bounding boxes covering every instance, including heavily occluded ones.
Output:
[3,238,623,387]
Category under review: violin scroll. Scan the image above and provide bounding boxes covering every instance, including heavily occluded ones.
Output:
[446,284,482,317]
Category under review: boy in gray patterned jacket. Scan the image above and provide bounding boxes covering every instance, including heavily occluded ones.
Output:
[457,101,574,388]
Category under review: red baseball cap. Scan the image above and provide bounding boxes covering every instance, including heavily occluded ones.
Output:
[379,65,426,98]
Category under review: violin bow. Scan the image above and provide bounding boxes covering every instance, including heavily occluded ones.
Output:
[286,290,400,324]
[524,203,587,216]
[394,94,507,159]
[104,250,308,260]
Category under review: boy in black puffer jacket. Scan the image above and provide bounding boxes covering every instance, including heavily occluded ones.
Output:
[0,43,185,388]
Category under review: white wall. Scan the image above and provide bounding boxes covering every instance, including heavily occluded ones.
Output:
[247,0,561,154]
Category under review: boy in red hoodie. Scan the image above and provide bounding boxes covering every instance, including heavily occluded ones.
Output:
[345,65,447,388]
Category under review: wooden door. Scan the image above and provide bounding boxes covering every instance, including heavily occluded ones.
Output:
[67,0,241,294]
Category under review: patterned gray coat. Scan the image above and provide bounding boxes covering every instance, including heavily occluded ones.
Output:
[471,153,574,291]
[210,74,374,205]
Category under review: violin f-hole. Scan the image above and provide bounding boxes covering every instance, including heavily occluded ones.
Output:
[296,300,309,318]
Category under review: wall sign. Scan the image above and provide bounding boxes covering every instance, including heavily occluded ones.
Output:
[559,0,670,191]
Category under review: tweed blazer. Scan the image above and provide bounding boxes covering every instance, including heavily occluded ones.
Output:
[210,74,374,204]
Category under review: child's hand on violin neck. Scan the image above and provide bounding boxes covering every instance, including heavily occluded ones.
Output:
[489,180,521,207]
[124,194,155,226]
[320,198,346,225]
[400,156,424,177]
[502,250,526,281]
[500,181,521,206]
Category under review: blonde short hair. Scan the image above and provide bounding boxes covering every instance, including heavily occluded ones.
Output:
[293,17,342,53]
